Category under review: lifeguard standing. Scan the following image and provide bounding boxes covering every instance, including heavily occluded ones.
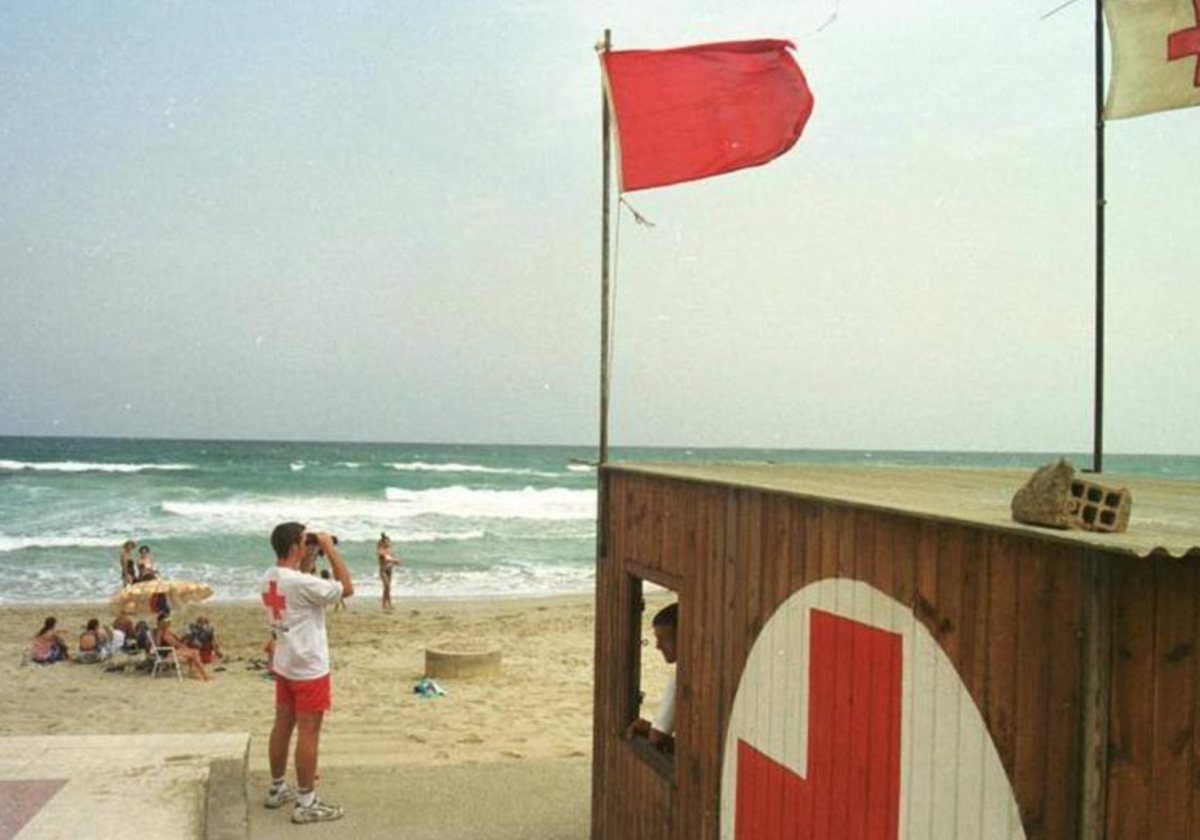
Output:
[260,523,353,825]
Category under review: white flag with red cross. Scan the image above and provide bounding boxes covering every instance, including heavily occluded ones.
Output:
[1106,0,1200,118]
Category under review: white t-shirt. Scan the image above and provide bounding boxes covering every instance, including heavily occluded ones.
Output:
[652,673,677,735]
[260,565,343,681]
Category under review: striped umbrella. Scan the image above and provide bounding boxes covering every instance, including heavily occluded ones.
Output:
[109,579,213,616]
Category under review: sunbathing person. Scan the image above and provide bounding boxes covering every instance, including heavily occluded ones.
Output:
[77,618,112,662]
[186,616,223,664]
[30,617,70,664]
[113,611,136,643]
[154,615,211,681]
[132,621,155,654]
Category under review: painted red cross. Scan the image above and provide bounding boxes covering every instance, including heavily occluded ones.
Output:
[1169,0,1200,87]
[262,580,287,620]
[735,610,903,840]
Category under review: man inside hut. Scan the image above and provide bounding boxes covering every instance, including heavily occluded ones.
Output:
[625,602,677,753]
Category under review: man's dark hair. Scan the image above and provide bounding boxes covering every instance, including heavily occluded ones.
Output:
[86,618,100,631]
[652,602,678,629]
[271,522,306,560]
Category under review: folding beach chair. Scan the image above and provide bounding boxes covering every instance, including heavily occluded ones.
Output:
[151,645,183,681]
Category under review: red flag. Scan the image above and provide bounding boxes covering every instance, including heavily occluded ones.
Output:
[601,39,814,192]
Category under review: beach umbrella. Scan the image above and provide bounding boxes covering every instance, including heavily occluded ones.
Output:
[110,579,213,616]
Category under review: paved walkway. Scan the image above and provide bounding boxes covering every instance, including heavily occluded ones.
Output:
[0,734,249,840]
[249,760,590,840]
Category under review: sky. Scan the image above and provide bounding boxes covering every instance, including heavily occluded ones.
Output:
[0,1,1196,453]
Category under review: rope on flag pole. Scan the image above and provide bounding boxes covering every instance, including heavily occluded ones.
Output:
[619,197,656,228]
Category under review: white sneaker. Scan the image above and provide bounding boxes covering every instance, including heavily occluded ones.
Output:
[292,797,345,824]
[264,784,296,809]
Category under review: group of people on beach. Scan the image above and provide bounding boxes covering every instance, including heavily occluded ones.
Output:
[28,610,223,679]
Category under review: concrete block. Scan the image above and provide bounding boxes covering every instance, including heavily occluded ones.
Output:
[1011,459,1131,533]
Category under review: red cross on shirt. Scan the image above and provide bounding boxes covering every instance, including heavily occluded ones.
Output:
[1169,0,1200,87]
[262,580,287,620]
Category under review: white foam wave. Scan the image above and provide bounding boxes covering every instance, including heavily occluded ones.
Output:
[158,486,595,537]
[399,529,486,543]
[290,462,306,472]
[389,461,563,478]
[339,462,362,469]
[567,463,595,473]
[0,534,122,554]
[0,459,195,474]
[384,486,596,520]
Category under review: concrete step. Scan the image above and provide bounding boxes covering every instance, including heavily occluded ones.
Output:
[0,733,249,840]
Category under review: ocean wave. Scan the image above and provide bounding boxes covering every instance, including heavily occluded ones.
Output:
[290,461,306,472]
[0,460,195,474]
[157,486,595,536]
[396,529,486,543]
[384,486,596,520]
[389,461,563,478]
[0,534,123,554]
[567,463,595,473]
[0,559,596,605]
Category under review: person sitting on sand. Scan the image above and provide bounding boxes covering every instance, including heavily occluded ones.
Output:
[113,611,135,641]
[376,533,403,612]
[154,614,210,681]
[30,617,70,664]
[186,616,223,664]
[132,620,154,655]
[118,540,138,586]
[136,545,158,581]
[77,618,112,663]
[624,603,678,754]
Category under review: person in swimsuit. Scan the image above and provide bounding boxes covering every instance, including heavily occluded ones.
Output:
[376,533,402,612]
[136,545,158,581]
[154,614,211,681]
[30,617,70,664]
[118,540,137,586]
[77,618,112,662]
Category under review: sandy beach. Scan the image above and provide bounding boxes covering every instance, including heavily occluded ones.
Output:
[0,592,672,772]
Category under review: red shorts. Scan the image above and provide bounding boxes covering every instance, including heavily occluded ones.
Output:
[275,673,332,715]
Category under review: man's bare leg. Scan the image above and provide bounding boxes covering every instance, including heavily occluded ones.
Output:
[295,711,324,792]
[269,704,296,780]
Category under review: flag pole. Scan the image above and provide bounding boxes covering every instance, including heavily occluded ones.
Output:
[599,28,613,470]
[1092,0,1106,474]
[597,29,613,560]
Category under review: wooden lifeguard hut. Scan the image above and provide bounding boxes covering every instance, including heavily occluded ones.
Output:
[590,462,1200,840]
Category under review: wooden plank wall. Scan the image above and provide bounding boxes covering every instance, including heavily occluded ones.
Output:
[592,472,680,840]
[1105,556,1200,840]
[594,472,1105,840]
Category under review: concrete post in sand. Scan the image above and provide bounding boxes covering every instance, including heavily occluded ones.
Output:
[425,646,502,679]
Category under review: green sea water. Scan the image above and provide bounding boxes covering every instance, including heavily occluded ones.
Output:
[1,436,1197,605]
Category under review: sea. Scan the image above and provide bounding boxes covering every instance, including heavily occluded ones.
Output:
[1,436,1198,606]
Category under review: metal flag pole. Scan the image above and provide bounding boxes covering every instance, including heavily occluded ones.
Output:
[1093,0,1106,474]
[599,28,613,470]
[597,29,613,562]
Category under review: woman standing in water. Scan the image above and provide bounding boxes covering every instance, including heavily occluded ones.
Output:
[118,540,137,586]
[376,533,403,612]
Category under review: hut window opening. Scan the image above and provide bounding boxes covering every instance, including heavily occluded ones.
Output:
[625,574,678,772]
